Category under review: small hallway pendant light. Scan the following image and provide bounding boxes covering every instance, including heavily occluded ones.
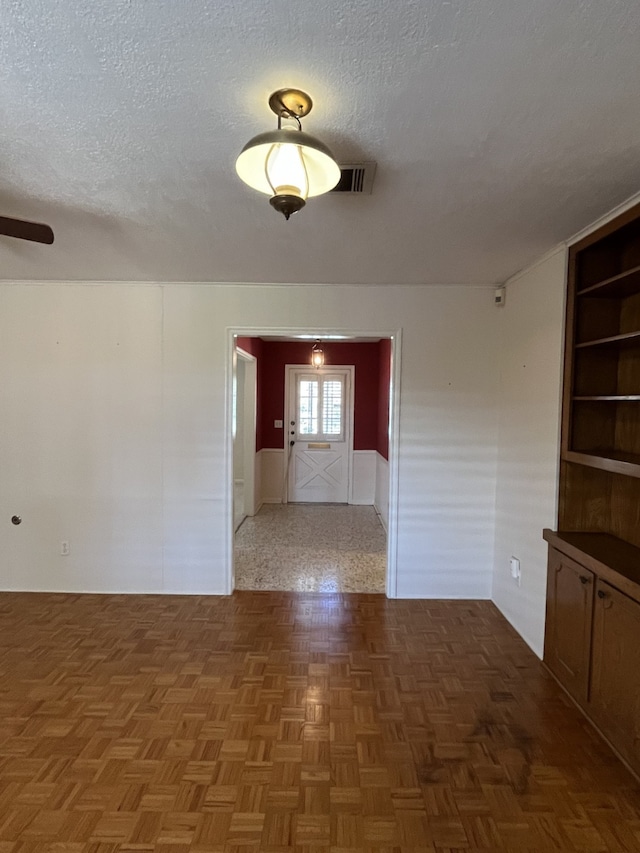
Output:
[311,340,324,368]
[235,88,341,220]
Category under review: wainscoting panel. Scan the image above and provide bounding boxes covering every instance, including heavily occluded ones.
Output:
[260,448,285,504]
[351,450,377,505]
[262,448,381,507]
[375,452,390,531]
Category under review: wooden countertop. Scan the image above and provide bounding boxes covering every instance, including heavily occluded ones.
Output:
[543,529,640,601]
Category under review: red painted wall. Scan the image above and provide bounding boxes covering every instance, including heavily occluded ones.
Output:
[235,338,391,454]
[236,336,262,358]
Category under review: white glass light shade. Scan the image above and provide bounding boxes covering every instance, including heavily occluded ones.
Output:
[236,129,340,198]
[265,143,309,199]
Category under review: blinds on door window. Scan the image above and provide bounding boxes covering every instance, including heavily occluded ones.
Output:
[296,374,345,441]
[322,380,342,435]
[298,379,319,435]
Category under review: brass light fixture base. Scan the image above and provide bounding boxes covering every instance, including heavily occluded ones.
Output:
[268,88,313,119]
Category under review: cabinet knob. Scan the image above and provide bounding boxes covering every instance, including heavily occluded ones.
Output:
[597,589,607,600]
[579,575,590,584]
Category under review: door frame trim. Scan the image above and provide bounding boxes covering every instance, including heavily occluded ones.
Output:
[283,364,355,504]
[225,327,402,598]
[235,347,257,522]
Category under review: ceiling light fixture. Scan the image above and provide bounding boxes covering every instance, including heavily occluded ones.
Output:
[311,340,325,368]
[311,338,324,370]
[235,88,341,220]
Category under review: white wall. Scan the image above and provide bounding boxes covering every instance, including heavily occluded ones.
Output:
[492,249,566,656]
[0,282,500,597]
[1,284,164,592]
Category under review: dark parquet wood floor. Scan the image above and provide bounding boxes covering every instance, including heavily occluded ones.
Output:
[0,592,638,852]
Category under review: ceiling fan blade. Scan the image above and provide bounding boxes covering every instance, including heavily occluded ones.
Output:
[0,215,54,244]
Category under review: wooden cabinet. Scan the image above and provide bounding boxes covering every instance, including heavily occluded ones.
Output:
[590,580,640,771]
[544,550,593,703]
[544,531,640,778]
[546,202,640,778]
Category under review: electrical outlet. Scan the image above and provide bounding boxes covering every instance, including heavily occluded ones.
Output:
[510,556,521,586]
[60,540,70,556]
[274,419,283,428]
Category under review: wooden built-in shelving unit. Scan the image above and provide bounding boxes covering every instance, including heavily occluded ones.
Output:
[561,204,640,483]
[544,202,640,780]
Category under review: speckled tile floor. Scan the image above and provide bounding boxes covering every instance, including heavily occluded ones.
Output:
[234,503,387,593]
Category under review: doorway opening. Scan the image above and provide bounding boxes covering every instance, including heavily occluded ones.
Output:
[226,329,401,597]
[285,364,354,504]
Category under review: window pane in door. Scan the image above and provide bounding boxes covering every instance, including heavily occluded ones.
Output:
[299,380,318,434]
[323,380,343,435]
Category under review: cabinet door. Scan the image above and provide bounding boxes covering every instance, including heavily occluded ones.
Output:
[544,549,594,703]
[590,580,640,770]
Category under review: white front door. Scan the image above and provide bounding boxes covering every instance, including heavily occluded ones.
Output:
[286,366,353,503]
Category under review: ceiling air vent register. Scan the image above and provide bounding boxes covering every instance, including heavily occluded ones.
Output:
[331,163,377,194]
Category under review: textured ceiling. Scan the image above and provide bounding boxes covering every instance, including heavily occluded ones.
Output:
[1,0,639,284]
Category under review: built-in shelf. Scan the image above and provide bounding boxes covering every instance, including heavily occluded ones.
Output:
[562,449,640,478]
[573,395,640,401]
[565,207,640,476]
[550,204,640,783]
[576,330,640,349]
[577,263,640,299]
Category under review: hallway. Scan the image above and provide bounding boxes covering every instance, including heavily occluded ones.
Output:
[235,504,386,593]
